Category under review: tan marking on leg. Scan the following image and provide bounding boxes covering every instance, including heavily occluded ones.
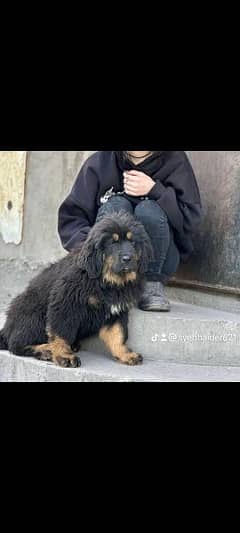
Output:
[99,323,143,366]
[28,337,80,368]
[46,325,55,342]
[27,343,53,361]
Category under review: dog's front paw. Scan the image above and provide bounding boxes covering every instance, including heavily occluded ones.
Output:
[55,355,81,368]
[115,352,143,366]
[125,352,143,366]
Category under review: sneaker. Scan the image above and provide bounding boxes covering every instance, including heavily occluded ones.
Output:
[138,282,171,312]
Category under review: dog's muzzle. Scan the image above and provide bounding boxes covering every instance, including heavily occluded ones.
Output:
[114,255,138,274]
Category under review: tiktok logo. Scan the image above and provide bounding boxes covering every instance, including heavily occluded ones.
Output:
[161,334,168,343]
[151,333,169,343]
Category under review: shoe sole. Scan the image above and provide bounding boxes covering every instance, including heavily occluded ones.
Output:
[139,304,171,312]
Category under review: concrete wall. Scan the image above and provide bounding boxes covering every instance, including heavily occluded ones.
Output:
[0,151,239,291]
[0,152,27,245]
[181,151,240,290]
[0,151,93,263]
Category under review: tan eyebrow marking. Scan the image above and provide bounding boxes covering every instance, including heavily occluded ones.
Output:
[112,233,120,242]
[126,232,133,240]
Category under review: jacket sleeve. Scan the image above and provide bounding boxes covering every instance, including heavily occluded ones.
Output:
[148,153,203,240]
[58,159,99,252]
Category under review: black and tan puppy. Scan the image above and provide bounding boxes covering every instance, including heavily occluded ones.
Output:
[0,212,153,368]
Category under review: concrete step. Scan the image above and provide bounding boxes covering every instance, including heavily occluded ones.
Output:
[80,303,240,367]
[1,349,240,382]
[168,285,240,314]
[1,300,240,378]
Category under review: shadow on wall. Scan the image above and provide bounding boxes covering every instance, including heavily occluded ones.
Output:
[177,151,240,290]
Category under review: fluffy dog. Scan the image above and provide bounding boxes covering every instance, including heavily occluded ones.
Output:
[0,212,153,367]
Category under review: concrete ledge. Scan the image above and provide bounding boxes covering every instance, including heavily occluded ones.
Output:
[2,303,240,366]
[1,350,240,382]
[0,260,49,311]
[1,300,240,374]
[81,304,240,367]
[168,286,240,314]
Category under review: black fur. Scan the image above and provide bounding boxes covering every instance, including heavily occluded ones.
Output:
[0,212,153,366]
[0,331,8,350]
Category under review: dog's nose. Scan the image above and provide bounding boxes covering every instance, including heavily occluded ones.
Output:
[122,255,131,263]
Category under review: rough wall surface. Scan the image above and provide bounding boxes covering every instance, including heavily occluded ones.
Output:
[183,151,240,289]
[0,151,27,244]
[0,151,93,262]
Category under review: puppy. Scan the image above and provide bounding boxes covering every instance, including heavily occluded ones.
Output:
[0,212,153,367]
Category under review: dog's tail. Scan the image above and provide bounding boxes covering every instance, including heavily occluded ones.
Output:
[0,330,8,350]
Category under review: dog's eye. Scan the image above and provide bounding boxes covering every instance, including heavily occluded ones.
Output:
[112,233,120,243]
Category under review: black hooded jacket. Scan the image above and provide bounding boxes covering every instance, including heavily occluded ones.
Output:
[58,151,203,262]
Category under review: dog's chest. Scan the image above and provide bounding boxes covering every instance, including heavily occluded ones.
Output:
[102,298,133,319]
[110,302,131,316]
[88,293,134,318]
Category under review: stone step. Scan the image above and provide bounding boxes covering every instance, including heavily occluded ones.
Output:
[81,302,240,367]
[168,286,240,314]
[1,300,240,372]
[1,350,240,382]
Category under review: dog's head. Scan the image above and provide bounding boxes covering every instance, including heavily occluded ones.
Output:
[81,211,153,284]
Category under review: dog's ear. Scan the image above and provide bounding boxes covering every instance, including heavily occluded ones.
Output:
[81,240,104,279]
[138,229,154,275]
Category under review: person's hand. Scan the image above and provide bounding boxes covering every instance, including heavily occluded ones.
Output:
[123,170,155,197]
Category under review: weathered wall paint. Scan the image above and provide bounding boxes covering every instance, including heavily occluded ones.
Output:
[0,151,90,262]
[0,151,27,244]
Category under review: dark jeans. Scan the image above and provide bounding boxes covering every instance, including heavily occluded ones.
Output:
[96,196,180,283]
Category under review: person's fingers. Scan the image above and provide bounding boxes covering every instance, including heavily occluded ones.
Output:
[124,176,139,185]
[124,175,139,183]
[124,181,138,191]
[125,186,139,195]
[124,182,138,189]
[125,189,139,196]
[125,186,138,192]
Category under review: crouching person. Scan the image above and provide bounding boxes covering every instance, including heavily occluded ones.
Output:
[58,151,203,312]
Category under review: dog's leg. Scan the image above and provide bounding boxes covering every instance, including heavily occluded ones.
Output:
[25,336,81,368]
[99,322,143,366]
